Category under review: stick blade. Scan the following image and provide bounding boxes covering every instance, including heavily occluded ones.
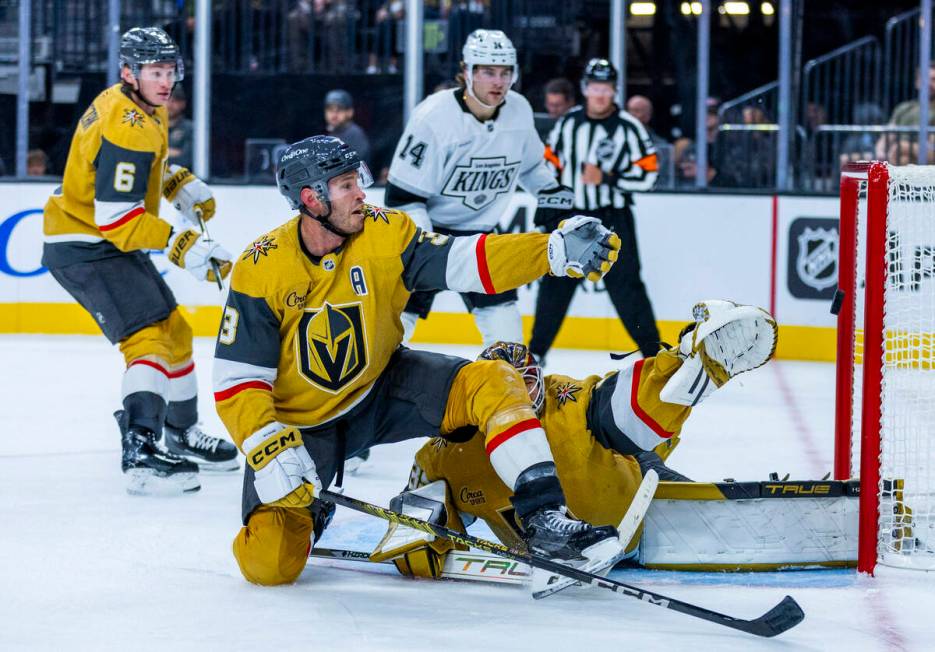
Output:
[739,595,805,638]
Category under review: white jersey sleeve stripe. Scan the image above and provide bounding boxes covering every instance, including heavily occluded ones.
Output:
[212,358,277,399]
[444,233,487,293]
[609,359,675,451]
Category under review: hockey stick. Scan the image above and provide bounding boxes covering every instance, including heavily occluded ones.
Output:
[194,208,223,291]
[310,546,532,585]
[320,489,805,638]
[531,468,659,598]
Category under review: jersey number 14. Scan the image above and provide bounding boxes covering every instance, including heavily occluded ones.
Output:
[399,135,427,169]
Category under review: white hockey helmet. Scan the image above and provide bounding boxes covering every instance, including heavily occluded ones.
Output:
[463,29,517,67]
[462,29,518,109]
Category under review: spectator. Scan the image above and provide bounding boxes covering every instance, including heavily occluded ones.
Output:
[889,61,935,126]
[544,78,576,119]
[324,89,372,167]
[673,107,735,187]
[839,103,885,167]
[27,149,49,176]
[167,86,194,169]
[368,1,404,74]
[290,0,353,73]
[626,95,673,187]
[804,102,827,133]
[287,0,315,72]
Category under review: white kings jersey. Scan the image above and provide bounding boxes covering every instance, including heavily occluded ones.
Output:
[387,88,556,232]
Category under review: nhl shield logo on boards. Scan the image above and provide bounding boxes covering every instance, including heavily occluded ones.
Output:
[795,227,837,291]
[442,156,521,211]
[296,302,368,392]
[787,217,839,300]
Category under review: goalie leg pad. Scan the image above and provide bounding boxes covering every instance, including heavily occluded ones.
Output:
[371,480,467,578]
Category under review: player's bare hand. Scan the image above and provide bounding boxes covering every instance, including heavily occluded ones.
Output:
[581,163,604,185]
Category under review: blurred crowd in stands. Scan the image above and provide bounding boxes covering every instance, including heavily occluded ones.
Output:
[3,0,935,191]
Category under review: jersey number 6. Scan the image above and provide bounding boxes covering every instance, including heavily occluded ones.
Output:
[399,135,427,169]
[114,162,136,192]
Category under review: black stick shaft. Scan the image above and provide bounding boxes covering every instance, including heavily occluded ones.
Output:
[320,490,804,638]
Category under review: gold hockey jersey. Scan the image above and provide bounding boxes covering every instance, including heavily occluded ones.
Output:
[413,352,691,549]
[43,84,172,262]
[213,206,550,449]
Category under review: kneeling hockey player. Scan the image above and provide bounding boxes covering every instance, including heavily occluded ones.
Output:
[214,135,630,585]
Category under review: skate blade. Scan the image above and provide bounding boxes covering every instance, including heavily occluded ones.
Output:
[190,458,240,473]
[125,469,201,496]
[531,537,625,599]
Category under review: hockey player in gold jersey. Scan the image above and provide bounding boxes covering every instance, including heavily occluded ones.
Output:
[217,135,626,586]
[41,27,238,495]
[372,301,778,578]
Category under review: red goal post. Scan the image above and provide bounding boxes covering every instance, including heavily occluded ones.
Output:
[835,161,935,575]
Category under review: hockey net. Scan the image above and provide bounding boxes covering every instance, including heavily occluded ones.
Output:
[835,161,935,574]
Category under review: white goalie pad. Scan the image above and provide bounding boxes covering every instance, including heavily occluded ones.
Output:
[639,480,859,570]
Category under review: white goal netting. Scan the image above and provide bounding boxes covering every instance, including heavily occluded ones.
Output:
[850,164,935,570]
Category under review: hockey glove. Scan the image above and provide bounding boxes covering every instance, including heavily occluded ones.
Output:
[163,164,216,226]
[244,423,322,508]
[166,229,232,282]
[533,184,575,230]
[547,215,621,281]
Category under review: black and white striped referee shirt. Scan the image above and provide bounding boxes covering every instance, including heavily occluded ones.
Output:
[545,106,659,210]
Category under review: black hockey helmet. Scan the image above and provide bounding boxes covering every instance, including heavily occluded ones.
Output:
[479,342,545,415]
[276,135,373,233]
[119,27,184,81]
[583,58,617,86]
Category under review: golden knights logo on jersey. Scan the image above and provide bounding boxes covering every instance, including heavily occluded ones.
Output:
[296,302,368,392]
[441,156,521,211]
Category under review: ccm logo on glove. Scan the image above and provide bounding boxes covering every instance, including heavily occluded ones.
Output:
[248,429,302,471]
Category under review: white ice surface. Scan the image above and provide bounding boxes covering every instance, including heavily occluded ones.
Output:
[1,335,934,651]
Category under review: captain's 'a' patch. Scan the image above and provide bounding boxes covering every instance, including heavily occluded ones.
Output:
[296,302,368,392]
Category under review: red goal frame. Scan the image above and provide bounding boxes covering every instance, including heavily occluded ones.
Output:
[834,161,889,575]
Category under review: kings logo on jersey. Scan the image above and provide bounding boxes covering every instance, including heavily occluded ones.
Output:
[296,302,368,392]
[442,156,521,211]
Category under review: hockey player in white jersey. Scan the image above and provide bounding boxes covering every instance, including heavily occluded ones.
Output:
[386,29,574,347]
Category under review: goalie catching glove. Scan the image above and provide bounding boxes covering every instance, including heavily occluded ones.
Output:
[243,423,322,508]
[166,229,232,282]
[162,164,216,226]
[547,215,621,281]
[660,299,777,406]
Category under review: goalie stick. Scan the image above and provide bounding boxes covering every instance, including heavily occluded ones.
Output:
[531,469,659,598]
[310,546,532,585]
[320,488,805,638]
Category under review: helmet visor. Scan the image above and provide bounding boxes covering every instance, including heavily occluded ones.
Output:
[357,161,374,189]
[137,65,182,84]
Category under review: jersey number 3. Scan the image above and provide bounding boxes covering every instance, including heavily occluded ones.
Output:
[399,135,427,169]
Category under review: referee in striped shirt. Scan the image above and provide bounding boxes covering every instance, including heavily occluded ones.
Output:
[530,58,661,361]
